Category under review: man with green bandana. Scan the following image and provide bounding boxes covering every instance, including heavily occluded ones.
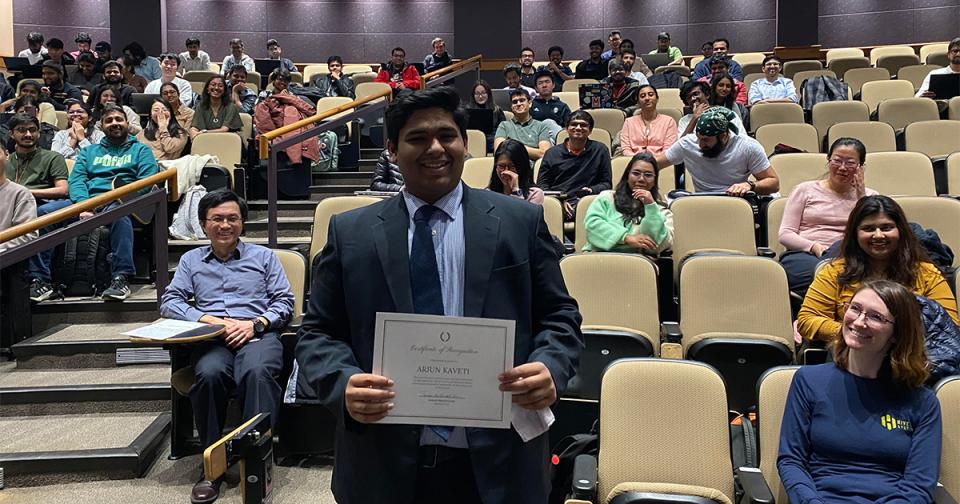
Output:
[655,106,779,196]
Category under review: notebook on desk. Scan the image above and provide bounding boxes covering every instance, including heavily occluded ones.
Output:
[930,73,960,100]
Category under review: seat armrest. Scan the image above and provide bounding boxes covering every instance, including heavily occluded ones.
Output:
[571,454,598,502]
[233,165,247,200]
[282,315,303,334]
[737,467,774,504]
[756,247,776,258]
[935,484,959,504]
[660,322,683,359]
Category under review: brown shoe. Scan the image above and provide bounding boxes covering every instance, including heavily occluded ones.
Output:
[191,477,221,504]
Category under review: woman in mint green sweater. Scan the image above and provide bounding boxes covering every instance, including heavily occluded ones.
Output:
[583,151,673,254]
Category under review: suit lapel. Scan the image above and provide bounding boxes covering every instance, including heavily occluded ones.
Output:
[374,196,414,313]
[462,189,500,318]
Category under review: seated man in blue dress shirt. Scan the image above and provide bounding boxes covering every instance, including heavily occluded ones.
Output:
[159,189,294,504]
[748,55,799,106]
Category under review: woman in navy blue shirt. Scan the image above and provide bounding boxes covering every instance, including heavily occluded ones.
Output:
[778,279,942,503]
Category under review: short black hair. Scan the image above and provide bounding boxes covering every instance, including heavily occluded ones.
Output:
[95,41,111,52]
[391,47,405,56]
[160,53,181,66]
[327,55,343,66]
[101,60,122,72]
[521,47,535,56]
[47,38,64,49]
[8,113,40,131]
[27,32,44,44]
[77,51,97,65]
[621,48,637,58]
[123,41,147,59]
[41,60,63,75]
[18,80,41,94]
[100,103,127,122]
[680,80,711,104]
[266,38,280,48]
[547,45,564,57]
[533,69,553,83]
[609,30,622,38]
[385,87,467,147]
[713,38,730,48]
[567,109,594,129]
[270,68,292,82]
[228,64,248,77]
[198,189,248,223]
[589,39,604,50]
[509,87,529,101]
[761,55,782,66]
[948,37,960,52]
[185,37,200,46]
[709,57,729,68]
[75,32,92,43]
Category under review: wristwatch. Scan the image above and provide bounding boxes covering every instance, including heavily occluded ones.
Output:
[253,317,267,334]
[747,180,757,192]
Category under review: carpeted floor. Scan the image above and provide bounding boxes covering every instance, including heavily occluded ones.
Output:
[0,365,169,388]
[0,445,337,504]
[33,322,148,342]
[0,413,159,453]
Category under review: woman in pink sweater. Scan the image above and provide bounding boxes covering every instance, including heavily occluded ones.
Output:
[618,84,678,156]
[778,137,878,293]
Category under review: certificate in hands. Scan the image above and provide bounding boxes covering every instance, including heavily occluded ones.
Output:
[372,312,515,429]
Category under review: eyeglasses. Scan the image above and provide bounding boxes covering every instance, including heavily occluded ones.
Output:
[510,99,527,105]
[631,171,656,179]
[844,302,895,327]
[828,157,860,168]
[13,127,39,134]
[204,215,242,225]
[495,163,516,170]
[568,122,591,130]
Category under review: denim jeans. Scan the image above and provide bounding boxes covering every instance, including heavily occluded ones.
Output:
[99,201,135,277]
[27,198,74,283]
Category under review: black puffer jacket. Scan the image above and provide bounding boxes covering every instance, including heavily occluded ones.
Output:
[918,294,960,385]
[371,149,403,192]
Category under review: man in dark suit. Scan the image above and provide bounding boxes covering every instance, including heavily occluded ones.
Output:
[295,86,583,503]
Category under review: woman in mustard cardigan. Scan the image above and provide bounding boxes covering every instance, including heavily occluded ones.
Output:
[797,195,959,343]
[582,151,673,254]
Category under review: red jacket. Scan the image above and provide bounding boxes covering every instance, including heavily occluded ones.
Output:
[375,64,421,91]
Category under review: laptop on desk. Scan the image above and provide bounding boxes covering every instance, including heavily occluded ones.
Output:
[492,89,514,112]
[640,53,671,71]
[578,83,616,109]
[929,73,960,100]
[2,57,32,72]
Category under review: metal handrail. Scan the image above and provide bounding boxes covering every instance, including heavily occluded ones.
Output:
[0,168,178,243]
[420,55,482,89]
[258,89,393,160]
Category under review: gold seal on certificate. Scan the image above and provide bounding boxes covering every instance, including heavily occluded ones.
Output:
[372,312,516,429]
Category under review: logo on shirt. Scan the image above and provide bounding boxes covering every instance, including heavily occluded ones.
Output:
[880,414,913,432]
[93,153,132,167]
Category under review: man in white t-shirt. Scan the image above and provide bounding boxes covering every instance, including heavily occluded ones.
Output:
[144,54,195,107]
[916,37,960,98]
[18,32,48,65]
[655,107,779,196]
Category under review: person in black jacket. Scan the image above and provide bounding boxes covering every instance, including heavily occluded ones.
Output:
[370,148,403,192]
[309,56,356,99]
[423,37,452,73]
[39,60,84,111]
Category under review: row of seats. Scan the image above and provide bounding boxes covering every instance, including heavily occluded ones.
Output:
[565,359,959,503]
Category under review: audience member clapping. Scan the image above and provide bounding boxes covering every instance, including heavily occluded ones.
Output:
[52,99,104,160]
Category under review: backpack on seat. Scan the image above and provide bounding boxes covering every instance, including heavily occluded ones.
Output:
[52,226,112,297]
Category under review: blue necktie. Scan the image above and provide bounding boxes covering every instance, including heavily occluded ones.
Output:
[409,205,452,441]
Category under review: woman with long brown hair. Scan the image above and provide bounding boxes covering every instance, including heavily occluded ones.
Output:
[797,195,959,343]
[779,280,941,502]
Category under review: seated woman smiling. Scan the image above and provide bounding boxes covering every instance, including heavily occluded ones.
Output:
[779,280,941,502]
[582,151,673,254]
[797,195,959,344]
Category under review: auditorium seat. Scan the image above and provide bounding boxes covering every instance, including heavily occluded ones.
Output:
[308,196,380,265]
[733,52,766,67]
[791,69,837,96]
[949,97,960,120]
[562,78,599,93]
[208,63,220,73]
[466,129,487,158]
[461,157,492,188]
[869,45,916,66]
[351,72,379,85]
[843,67,890,97]
[769,153,829,197]
[656,88,684,109]
[920,43,950,65]
[893,196,960,268]
[289,72,303,84]
[16,78,42,94]
[555,91,580,112]
[864,151,937,196]
[825,47,865,65]
[585,109,626,140]
[191,132,242,180]
[543,196,564,239]
[827,57,870,81]
[239,112,253,143]
[749,102,804,133]
[342,64,374,75]
[669,195,757,282]
[897,64,942,92]
[656,106,682,123]
[610,155,631,182]
[948,152,960,194]
[355,82,392,101]
[54,110,68,130]
[860,79,914,113]
[755,123,820,156]
[246,71,261,87]
[783,60,823,79]
[556,128,612,154]
[811,100,870,144]
[689,55,705,69]
[827,121,896,152]
[679,254,794,413]
[573,194,598,252]
[876,97,939,131]
[926,52,950,67]
[190,81,204,96]
[756,366,801,504]
[533,157,541,181]
[65,158,75,174]
[316,96,353,119]
[559,252,661,356]
[743,72,764,91]
[875,54,920,77]
[564,359,764,504]
[657,165,692,193]
[764,197,788,256]
[38,102,57,127]
[741,62,763,76]
[183,70,219,83]
[654,65,691,78]
[904,120,960,159]
[302,64,328,83]
[936,376,960,499]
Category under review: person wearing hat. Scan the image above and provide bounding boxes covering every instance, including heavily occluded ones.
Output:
[94,41,113,72]
[70,32,96,59]
[39,60,84,111]
[649,32,684,66]
[656,106,779,196]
